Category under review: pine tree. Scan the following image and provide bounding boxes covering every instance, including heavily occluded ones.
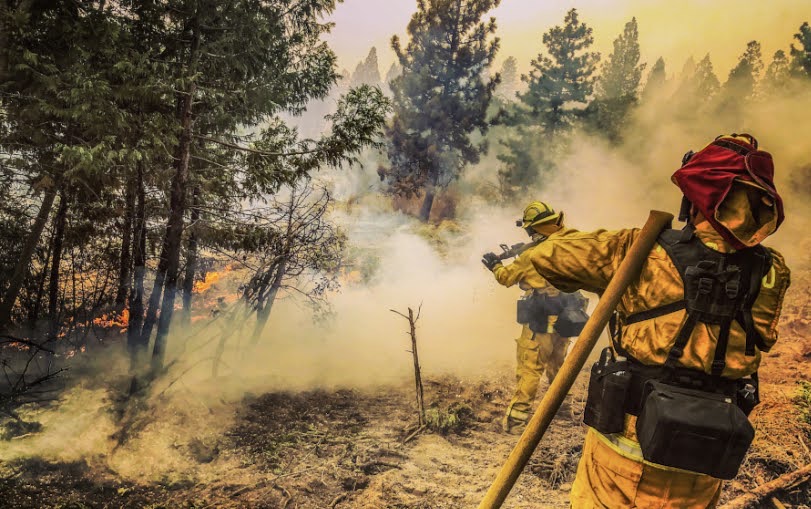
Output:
[641,57,667,102]
[517,8,600,136]
[762,50,792,96]
[351,47,382,88]
[386,0,501,221]
[496,56,520,101]
[587,17,645,142]
[497,8,599,194]
[694,54,721,99]
[0,2,139,329]
[674,53,719,107]
[596,18,645,100]
[790,21,811,78]
[723,40,763,101]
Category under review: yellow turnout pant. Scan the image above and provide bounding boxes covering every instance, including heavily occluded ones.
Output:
[504,324,568,424]
[570,426,723,508]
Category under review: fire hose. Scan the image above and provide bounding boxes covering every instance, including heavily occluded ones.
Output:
[477,210,675,509]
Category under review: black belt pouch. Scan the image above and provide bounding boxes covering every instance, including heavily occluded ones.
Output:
[583,348,631,434]
[636,380,754,479]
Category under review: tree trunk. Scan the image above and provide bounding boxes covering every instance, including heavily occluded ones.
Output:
[181,187,200,326]
[47,192,69,339]
[127,162,148,370]
[248,259,286,347]
[29,239,52,328]
[418,187,436,222]
[115,178,135,311]
[0,186,57,330]
[150,14,201,374]
[140,265,165,348]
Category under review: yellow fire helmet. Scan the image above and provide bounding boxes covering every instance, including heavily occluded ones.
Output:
[517,201,563,229]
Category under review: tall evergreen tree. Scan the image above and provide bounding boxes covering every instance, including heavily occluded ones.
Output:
[694,54,722,99]
[383,62,402,96]
[790,21,811,78]
[351,47,382,88]
[517,9,600,136]
[385,0,501,221]
[723,40,763,102]
[641,57,667,102]
[762,50,792,96]
[587,17,645,142]
[595,18,645,100]
[497,8,599,194]
[0,2,144,330]
[672,53,719,114]
[496,56,520,101]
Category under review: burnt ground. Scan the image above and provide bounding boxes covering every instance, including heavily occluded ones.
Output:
[0,272,809,509]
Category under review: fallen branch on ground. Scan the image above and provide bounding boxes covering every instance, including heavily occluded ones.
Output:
[720,463,811,509]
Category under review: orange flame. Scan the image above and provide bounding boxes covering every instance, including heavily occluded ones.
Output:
[193,265,233,294]
[92,309,130,332]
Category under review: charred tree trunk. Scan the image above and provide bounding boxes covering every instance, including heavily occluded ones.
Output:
[139,260,165,347]
[248,259,287,347]
[0,186,57,330]
[115,178,136,311]
[181,187,200,326]
[150,14,201,374]
[127,162,148,370]
[47,192,69,339]
[419,187,436,222]
[29,239,52,328]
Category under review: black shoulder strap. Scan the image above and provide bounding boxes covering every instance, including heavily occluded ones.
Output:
[623,227,693,325]
[737,247,771,355]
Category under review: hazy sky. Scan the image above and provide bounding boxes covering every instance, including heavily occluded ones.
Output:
[324,0,811,80]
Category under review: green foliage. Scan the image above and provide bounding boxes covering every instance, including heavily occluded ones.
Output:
[0,0,389,340]
[385,0,501,218]
[641,57,667,102]
[586,17,645,142]
[596,17,645,101]
[425,402,474,434]
[671,53,720,116]
[797,380,811,428]
[723,40,764,101]
[762,50,792,96]
[516,9,600,136]
[498,8,599,195]
[496,56,520,102]
[790,21,811,78]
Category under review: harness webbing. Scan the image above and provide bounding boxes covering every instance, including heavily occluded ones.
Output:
[618,226,771,380]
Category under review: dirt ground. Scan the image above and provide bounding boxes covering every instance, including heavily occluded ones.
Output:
[0,272,809,509]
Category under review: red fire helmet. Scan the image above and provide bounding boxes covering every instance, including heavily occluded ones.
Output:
[671,134,784,249]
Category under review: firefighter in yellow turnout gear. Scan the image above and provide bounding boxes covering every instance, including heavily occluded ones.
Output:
[526,135,790,508]
[483,202,576,433]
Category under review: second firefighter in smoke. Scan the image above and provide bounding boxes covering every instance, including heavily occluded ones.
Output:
[482,202,589,434]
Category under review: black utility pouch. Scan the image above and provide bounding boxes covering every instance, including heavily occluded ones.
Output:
[636,380,754,479]
[517,295,543,324]
[583,348,631,434]
[736,377,760,416]
[517,294,550,333]
[555,306,589,337]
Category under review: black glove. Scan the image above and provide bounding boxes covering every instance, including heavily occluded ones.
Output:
[481,252,501,270]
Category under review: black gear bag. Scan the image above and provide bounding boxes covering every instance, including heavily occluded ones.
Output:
[635,380,754,479]
[554,292,590,337]
[583,347,631,434]
[517,291,589,335]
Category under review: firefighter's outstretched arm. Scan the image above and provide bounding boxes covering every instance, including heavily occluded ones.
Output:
[528,228,639,294]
